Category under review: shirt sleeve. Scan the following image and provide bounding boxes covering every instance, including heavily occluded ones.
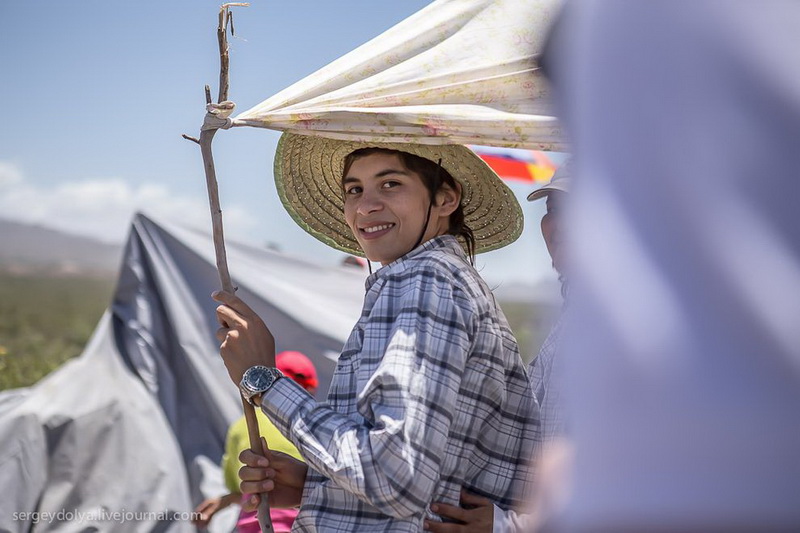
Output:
[493,504,540,533]
[261,267,474,518]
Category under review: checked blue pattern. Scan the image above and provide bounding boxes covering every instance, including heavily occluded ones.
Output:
[262,236,539,532]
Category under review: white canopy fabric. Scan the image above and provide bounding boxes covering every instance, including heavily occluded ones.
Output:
[0,214,366,532]
[232,0,565,150]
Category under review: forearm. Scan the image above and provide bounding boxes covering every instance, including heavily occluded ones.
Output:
[261,378,441,518]
[220,492,241,508]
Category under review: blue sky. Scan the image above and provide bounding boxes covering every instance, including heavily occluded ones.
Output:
[0,0,559,286]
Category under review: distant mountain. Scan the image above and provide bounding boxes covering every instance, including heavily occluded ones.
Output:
[0,218,122,276]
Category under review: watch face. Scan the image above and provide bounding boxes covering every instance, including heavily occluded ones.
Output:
[246,367,272,390]
[241,367,282,403]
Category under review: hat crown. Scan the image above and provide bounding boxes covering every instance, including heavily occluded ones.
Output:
[547,159,572,191]
[527,158,572,202]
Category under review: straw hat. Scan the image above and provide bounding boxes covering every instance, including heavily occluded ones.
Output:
[274,132,523,257]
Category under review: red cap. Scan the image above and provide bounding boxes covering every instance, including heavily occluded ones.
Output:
[276,351,318,391]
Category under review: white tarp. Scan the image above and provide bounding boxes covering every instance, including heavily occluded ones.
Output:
[0,214,366,532]
[232,0,565,150]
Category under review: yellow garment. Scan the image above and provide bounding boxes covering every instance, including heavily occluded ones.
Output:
[222,408,304,494]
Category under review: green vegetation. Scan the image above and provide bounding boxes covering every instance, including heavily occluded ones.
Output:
[0,270,553,391]
[499,300,557,364]
[0,273,115,391]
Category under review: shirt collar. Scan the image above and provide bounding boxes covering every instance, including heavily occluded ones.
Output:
[364,235,466,289]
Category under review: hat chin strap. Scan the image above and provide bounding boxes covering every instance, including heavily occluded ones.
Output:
[409,157,442,255]
[410,200,434,253]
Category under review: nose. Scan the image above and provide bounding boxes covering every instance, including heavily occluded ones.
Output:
[356,189,383,216]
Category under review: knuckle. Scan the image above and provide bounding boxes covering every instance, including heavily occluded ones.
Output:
[238,466,256,480]
[240,481,259,494]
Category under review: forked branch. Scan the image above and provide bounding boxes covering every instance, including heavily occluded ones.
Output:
[183,5,273,533]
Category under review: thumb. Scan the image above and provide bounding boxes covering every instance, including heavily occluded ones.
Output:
[212,290,254,316]
[241,493,260,513]
[260,436,273,458]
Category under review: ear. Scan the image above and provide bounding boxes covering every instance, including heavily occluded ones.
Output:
[435,182,461,217]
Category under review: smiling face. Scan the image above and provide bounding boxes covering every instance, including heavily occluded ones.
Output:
[342,152,458,265]
[541,191,566,276]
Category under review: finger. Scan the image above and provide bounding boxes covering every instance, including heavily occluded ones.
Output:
[216,304,246,329]
[195,500,214,513]
[459,489,492,508]
[241,493,260,513]
[239,464,274,482]
[216,326,228,342]
[212,290,255,317]
[239,448,270,467]
[424,520,464,533]
[430,502,467,523]
[240,478,274,495]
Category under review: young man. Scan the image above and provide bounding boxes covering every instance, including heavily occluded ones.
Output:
[427,161,572,533]
[213,133,539,532]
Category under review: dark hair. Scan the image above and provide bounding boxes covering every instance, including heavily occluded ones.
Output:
[342,148,476,262]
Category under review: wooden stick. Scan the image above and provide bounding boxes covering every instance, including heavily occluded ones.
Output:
[184,4,273,533]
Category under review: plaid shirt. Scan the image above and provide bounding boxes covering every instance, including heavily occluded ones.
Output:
[262,235,539,532]
[528,314,564,442]
[492,315,565,533]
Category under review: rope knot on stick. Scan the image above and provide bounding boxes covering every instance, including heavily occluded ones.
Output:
[202,101,236,130]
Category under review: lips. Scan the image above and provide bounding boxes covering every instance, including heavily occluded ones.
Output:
[359,222,395,239]
[363,223,393,233]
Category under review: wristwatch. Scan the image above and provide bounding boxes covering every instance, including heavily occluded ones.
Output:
[239,365,284,406]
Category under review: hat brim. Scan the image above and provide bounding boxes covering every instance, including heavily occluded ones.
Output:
[526,184,568,202]
[274,133,524,257]
[527,187,553,202]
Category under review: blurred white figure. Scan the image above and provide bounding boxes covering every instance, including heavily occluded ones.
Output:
[545,2,800,531]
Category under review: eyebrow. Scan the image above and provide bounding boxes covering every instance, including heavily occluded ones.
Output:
[342,168,410,185]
